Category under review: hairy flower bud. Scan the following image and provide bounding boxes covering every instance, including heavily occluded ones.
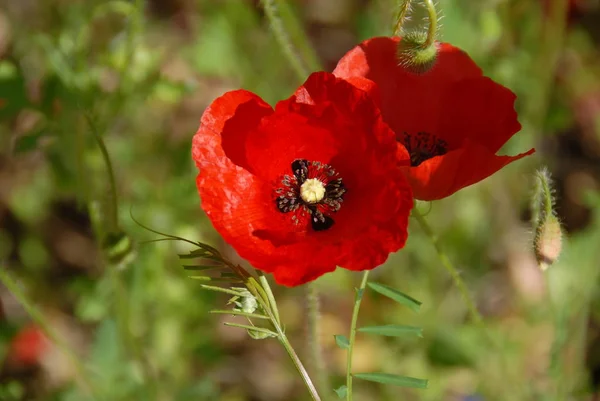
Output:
[531,169,563,271]
[534,215,563,271]
[397,32,438,74]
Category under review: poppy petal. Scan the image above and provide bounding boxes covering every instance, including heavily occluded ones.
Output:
[333,36,482,135]
[401,141,535,200]
[438,77,522,153]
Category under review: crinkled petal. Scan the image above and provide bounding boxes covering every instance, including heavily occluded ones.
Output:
[401,141,535,200]
[333,36,482,135]
[438,77,522,152]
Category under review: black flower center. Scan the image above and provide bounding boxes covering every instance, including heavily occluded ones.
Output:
[400,132,448,166]
[275,159,346,231]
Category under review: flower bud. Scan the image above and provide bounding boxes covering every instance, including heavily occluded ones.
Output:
[397,32,438,74]
[531,169,563,271]
[229,288,258,314]
[534,215,563,271]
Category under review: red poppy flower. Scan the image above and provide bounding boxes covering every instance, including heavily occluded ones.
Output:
[192,72,413,286]
[333,37,535,200]
[9,324,49,366]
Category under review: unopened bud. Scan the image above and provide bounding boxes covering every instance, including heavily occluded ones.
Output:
[397,32,438,74]
[534,215,563,271]
[229,288,258,314]
[531,169,563,271]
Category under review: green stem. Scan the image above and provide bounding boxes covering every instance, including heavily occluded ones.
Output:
[423,0,438,47]
[86,114,157,398]
[393,0,413,36]
[526,0,569,135]
[260,0,310,81]
[306,283,329,397]
[346,271,370,401]
[0,268,99,400]
[85,114,119,233]
[539,171,554,218]
[258,273,281,325]
[247,272,321,401]
[278,329,322,401]
[277,0,323,72]
[412,208,483,326]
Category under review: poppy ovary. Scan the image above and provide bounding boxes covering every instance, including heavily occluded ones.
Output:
[300,178,326,203]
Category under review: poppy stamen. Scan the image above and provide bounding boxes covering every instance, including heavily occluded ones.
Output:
[275,159,346,231]
[401,131,448,166]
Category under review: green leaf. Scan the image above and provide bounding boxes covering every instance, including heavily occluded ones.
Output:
[367,282,421,312]
[188,276,242,283]
[223,323,278,339]
[334,385,347,398]
[358,324,423,338]
[353,372,428,389]
[182,265,221,271]
[209,310,269,320]
[179,250,210,259]
[200,285,246,297]
[334,334,350,349]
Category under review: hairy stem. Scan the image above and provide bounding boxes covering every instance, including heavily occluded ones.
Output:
[423,0,438,47]
[413,208,483,326]
[260,0,310,81]
[306,283,329,397]
[393,0,413,36]
[346,271,370,401]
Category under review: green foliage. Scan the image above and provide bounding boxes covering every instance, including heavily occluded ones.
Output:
[334,334,350,349]
[1,0,600,400]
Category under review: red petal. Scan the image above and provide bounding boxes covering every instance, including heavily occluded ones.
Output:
[333,37,482,136]
[402,141,535,200]
[192,89,273,171]
[437,77,522,153]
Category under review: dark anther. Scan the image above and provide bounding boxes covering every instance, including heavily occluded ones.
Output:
[309,208,334,231]
[400,132,448,166]
[291,159,309,183]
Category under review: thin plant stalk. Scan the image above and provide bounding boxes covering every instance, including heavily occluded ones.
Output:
[423,0,438,47]
[0,268,99,400]
[276,0,322,72]
[260,0,310,81]
[247,273,322,401]
[87,115,158,398]
[346,271,370,401]
[525,0,569,135]
[306,283,330,397]
[412,208,483,326]
[393,0,413,36]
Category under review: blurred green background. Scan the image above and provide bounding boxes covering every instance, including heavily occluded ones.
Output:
[1,0,600,400]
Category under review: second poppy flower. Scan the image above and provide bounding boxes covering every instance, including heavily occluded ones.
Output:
[333,36,535,200]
